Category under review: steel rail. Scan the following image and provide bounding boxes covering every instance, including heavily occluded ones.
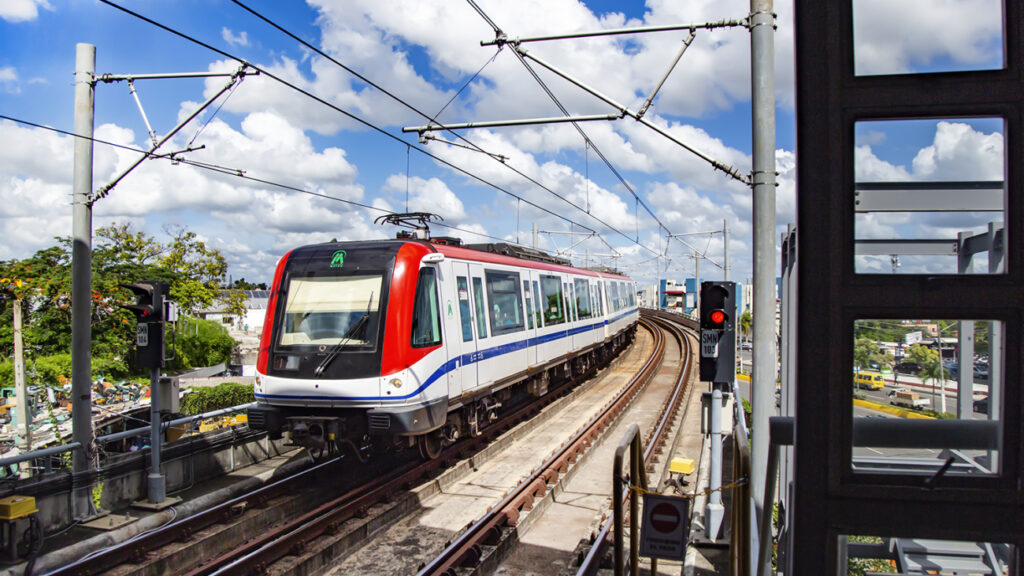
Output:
[417,318,666,576]
[575,311,695,576]
[45,454,345,575]
[51,328,637,575]
[180,336,628,576]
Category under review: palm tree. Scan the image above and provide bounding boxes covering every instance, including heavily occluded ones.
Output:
[740,310,753,342]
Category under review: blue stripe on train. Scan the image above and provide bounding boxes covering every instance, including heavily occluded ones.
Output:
[255,309,638,403]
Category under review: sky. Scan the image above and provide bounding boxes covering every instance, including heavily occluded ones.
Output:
[0,0,1007,288]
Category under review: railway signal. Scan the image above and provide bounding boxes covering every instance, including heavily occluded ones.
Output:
[699,281,736,383]
[121,281,168,369]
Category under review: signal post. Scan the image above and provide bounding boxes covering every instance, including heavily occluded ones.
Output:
[122,281,174,506]
[699,281,736,541]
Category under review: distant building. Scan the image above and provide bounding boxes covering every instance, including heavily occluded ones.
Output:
[198,290,269,334]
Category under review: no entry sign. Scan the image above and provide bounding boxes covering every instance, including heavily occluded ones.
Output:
[639,493,690,560]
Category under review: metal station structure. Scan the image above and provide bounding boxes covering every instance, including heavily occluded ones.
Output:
[787,0,1023,574]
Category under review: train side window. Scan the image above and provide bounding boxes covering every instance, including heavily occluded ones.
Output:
[523,280,534,329]
[533,280,542,327]
[411,267,442,348]
[575,278,592,319]
[596,283,603,316]
[540,275,565,326]
[457,276,473,342]
[472,277,488,339]
[486,270,525,335]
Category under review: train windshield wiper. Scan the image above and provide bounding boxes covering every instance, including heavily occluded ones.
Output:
[313,293,373,378]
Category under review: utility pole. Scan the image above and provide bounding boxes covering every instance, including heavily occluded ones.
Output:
[71,43,96,518]
[13,298,31,455]
[749,0,777,573]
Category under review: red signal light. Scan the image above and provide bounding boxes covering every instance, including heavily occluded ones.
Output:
[710,310,726,325]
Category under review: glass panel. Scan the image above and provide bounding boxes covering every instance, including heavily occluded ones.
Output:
[523,280,534,330]
[532,280,542,327]
[279,275,382,348]
[411,268,441,348]
[854,118,1006,275]
[457,276,473,342]
[486,270,524,335]
[575,279,592,319]
[840,534,1014,575]
[851,319,1002,477]
[472,277,488,339]
[852,0,1004,76]
[564,283,576,322]
[540,275,565,326]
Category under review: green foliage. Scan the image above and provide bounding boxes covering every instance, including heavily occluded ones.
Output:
[179,382,254,416]
[0,352,128,388]
[230,278,267,290]
[0,223,243,380]
[739,310,753,338]
[846,535,896,575]
[853,337,894,371]
[167,318,236,371]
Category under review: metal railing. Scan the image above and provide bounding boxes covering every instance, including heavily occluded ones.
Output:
[612,423,654,576]
[0,402,256,471]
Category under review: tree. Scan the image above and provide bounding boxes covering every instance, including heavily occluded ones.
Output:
[740,310,753,340]
[160,225,229,314]
[0,223,240,385]
[853,337,893,371]
[230,278,267,290]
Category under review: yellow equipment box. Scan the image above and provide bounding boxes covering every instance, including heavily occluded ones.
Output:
[0,496,37,520]
[669,458,695,475]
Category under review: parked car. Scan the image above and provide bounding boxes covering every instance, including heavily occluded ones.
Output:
[894,361,923,374]
[973,396,989,414]
[944,362,989,382]
[741,342,753,351]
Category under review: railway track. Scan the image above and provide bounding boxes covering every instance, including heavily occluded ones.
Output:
[37,313,696,576]
[413,316,684,576]
[40,325,641,576]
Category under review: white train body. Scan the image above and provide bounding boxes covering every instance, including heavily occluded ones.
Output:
[248,239,638,451]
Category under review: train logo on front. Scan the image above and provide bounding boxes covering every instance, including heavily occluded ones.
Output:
[329,250,347,268]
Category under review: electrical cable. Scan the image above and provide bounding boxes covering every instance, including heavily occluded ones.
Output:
[96,0,595,237]
[229,0,654,254]
[0,114,517,247]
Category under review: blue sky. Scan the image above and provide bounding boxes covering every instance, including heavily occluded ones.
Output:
[0,0,1007,286]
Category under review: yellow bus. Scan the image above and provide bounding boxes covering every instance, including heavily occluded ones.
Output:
[854,371,885,390]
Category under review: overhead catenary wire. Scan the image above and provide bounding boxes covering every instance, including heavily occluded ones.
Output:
[0,114,514,246]
[96,0,595,238]
[509,46,668,236]
[228,0,659,255]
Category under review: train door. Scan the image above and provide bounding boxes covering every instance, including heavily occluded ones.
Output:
[438,260,463,400]
[523,272,538,367]
[450,262,478,393]
[467,263,488,390]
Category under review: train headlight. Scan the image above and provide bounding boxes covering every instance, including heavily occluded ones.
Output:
[390,378,403,389]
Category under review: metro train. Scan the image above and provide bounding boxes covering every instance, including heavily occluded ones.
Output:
[247,225,639,459]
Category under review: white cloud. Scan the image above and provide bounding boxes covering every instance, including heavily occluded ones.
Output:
[0,66,19,94]
[382,174,469,222]
[853,0,1002,75]
[0,0,51,23]
[221,27,250,47]
[911,121,1003,181]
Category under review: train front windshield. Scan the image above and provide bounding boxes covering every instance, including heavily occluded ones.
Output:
[278,275,383,349]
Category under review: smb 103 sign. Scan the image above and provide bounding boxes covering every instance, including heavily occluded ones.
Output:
[639,493,690,560]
